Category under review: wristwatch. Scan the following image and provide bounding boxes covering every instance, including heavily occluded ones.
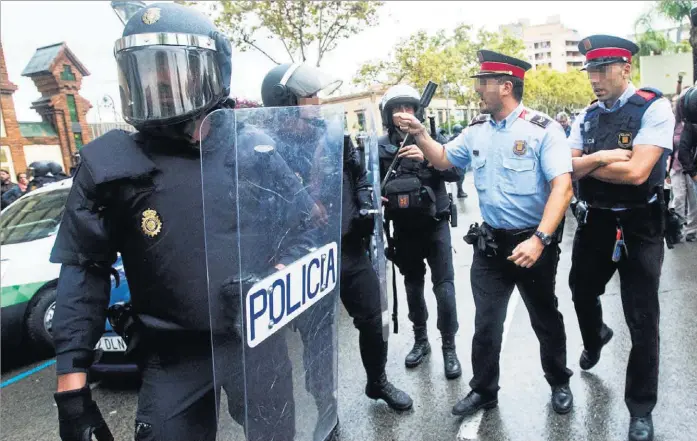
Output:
[534,230,553,246]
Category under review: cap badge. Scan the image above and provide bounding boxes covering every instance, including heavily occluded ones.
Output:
[142,8,161,25]
[583,39,592,51]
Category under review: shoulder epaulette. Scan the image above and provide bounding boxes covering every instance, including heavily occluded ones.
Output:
[637,87,663,101]
[521,110,552,129]
[469,114,489,126]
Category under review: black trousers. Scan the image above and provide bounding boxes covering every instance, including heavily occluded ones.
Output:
[134,332,295,441]
[393,218,459,336]
[457,169,466,193]
[469,228,572,397]
[569,205,663,417]
[298,242,388,396]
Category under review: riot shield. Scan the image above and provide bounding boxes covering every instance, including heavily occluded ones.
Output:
[200,105,344,441]
[361,111,390,341]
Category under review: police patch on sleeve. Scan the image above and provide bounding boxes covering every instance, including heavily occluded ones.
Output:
[141,209,162,238]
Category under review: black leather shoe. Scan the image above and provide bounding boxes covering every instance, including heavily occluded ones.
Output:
[628,415,654,441]
[457,190,467,198]
[365,375,413,411]
[442,337,462,379]
[580,325,613,370]
[451,390,498,417]
[551,384,573,414]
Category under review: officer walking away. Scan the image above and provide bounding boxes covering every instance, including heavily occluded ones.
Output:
[50,4,302,441]
[449,124,468,198]
[567,35,675,441]
[394,50,575,417]
[378,84,463,380]
[261,63,413,412]
[677,87,697,241]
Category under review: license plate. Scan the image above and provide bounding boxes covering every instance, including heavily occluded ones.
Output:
[95,336,126,352]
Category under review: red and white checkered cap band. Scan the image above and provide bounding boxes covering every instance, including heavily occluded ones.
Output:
[585,47,632,62]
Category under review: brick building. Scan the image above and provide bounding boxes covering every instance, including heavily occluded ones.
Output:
[0,41,92,182]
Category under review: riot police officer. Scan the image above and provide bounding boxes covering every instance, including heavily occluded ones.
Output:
[25,160,55,191]
[260,63,413,415]
[50,4,310,441]
[393,50,575,417]
[448,124,467,198]
[378,84,462,380]
[568,35,675,441]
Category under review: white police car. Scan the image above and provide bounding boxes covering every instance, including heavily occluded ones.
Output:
[0,179,136,376]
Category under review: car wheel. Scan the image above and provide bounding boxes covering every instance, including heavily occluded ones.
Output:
[25,286,57,353]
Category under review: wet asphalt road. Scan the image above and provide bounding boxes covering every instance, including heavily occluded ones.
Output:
[2,175,697,441]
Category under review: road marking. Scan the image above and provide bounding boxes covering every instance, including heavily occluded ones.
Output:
[456,292,521,441]
[0,359,56,388]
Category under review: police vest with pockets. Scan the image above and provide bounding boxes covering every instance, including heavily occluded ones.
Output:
[579,87,666,208]
[378,135,437,222]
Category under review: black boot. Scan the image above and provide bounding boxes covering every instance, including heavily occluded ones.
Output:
[405,326,430,368]
[365,373,413,411]
[580,325,613,370]
[457,189,467,198]
[442,334,462,379]
[628,415,654,441]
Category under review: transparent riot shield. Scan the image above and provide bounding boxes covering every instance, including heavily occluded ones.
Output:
[200,105,344,441]
[360,111,390,341]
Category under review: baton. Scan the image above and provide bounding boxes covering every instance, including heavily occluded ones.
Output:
[380,81,438,193]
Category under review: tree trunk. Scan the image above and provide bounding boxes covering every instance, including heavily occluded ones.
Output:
[692,8,697,84]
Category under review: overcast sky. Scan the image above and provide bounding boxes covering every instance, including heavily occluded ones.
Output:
[0,0,675,123]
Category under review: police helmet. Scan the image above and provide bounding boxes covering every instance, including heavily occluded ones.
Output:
[47,161,64,176]
[680,86,697,124]
[451,124,463,135]
[114,2,232,130]
[27,161,50,178]
[260,63,342,108]
[379,85,420,129]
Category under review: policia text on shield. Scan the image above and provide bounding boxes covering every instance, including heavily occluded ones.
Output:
[394,50,575,417]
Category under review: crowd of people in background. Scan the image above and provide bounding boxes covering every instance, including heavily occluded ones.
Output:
[0,160,71,210]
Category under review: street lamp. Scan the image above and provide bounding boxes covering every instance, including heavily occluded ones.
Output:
[110,1,147,26]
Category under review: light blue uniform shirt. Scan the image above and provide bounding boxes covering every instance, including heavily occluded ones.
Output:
[444,102,572,229]
[568,83,675,152]
[568,83,676,208]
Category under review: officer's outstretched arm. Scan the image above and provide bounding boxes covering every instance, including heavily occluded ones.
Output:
[393,112,454,170]
[49,164,118,390]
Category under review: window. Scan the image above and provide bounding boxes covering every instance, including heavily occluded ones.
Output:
[60,64,76,81]
[73,132,84,150]
[356,111,366,132]
[0,188,70,245]
[66,94,78,122]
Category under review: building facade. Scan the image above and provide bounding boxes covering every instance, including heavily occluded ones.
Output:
[0,41,92,182]
[500,15,585,72]
[321,85,476,137]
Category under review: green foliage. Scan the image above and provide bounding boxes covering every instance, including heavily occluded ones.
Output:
[352,23,524,106]
[523,68,596,116]
[207,0,383,66]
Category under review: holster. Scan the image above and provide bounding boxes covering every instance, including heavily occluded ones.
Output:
[463,222,499,257]
[449,193,458,228]
[107,302,144,360]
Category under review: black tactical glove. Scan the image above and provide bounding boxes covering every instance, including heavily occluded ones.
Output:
[54,386,113,441]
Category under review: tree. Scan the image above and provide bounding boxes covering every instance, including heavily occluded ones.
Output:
[638,0,695,83]
[352,24,525,106]
[203,0,383,66]
[523,68,595,116]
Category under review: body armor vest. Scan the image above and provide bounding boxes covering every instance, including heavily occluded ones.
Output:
[579,88,666,208]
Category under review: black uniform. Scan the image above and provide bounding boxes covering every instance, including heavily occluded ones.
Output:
[378,132,460,342]
[51,121,313,440]
[293,135,413,420]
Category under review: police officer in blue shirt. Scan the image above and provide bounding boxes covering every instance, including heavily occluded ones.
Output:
[394,50,575,418]
[568,35,675,441]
